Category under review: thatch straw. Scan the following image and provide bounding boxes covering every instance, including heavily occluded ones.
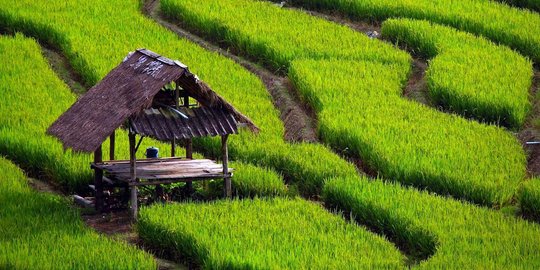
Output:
[47,49,258,153]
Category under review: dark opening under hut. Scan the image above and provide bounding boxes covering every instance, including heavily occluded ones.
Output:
[47,49,258,219]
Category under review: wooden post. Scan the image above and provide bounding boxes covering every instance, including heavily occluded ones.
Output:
[183,95,189,107]
[171,139,176,157]
[185,138,193,191]
[94,145,104,211]
[129,132,138,220]
[109,131,115,161]
[186,139,193,159]
[222,135,231,198]
[155,185,164,202]
[172,82,180,159]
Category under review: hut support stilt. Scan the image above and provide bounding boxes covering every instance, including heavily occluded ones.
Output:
[185,138,193,192]
[222,135,231,198]
[129,132,138,220]
[109,131,115,161]
[94,145,104,211]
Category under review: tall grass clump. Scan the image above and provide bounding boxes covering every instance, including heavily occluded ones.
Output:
[520,178,540,221]
[0,156,156,269]
[138,198,404,269]
[286,0,540,63]
[0,0,357,196]
[382,18,533,129]
[323,176,540,269]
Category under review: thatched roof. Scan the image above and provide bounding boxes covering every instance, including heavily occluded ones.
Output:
[47,49,258,153]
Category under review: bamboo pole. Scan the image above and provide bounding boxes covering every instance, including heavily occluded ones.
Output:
[222,135,231,198]
[129,132,138,220]
[94,145,104,211]
[109,131,115,161]
[183,89,194,192]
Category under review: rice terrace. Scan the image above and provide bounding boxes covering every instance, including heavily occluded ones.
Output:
[2,0,540,269]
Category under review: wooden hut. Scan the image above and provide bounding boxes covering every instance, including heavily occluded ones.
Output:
[47,49,258,219]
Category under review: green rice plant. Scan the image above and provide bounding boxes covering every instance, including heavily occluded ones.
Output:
[161,0,411,74]
[520,178,540,220]
[207,162,289,198]
[323,176,540,269]
[0,32,284,197]
[161,0,528,205]
[381,18,533,129]
[286,0,540,63]
[0,0,357,196]
[290,59,525,205]
[0,156,157,269]
[138,197,404,269]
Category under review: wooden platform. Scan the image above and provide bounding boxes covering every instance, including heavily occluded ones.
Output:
[91,157,232,186]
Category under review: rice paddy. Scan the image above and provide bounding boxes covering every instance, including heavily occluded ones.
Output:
[1,0,539,268]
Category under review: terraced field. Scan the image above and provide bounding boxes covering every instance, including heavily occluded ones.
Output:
[1,0,540,268]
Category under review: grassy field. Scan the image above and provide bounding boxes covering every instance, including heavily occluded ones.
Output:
[0,0,359,196]
[382,18,533,129]
[286,0,540,63]
[0,153,156,269]
[162,0,527,206]
[521,178,540,221]
[324,176,540,269]
[139,198,404,269]
[1,0,539,268]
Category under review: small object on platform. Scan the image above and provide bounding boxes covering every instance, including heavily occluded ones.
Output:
[146,146,159,158]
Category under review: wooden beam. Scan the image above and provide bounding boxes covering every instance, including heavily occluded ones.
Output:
[109,131,115,161]
[94,145,104,211]
[222,135,231,198]
[129,132,138,220]
[73,195,94,209]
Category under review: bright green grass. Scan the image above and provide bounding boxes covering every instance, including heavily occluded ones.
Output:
[381,18,533,129]
[207,162,288,198]
[0,32,285,197]
[287,0,540,63]
[2,2,539,268]
[0,0,357,196]
[290,59,525,205]
[323,176,540,269]
[0,156,157,269]
[521,178,540,220]
[161,0,411,74]
[161,0,528,206]
[138,198,404,269]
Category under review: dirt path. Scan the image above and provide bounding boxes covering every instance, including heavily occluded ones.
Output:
[285,4,382,34]
[143,0,318,143]
[403,59,430,105]
[41,46,87,95]
[518,70,540,177]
